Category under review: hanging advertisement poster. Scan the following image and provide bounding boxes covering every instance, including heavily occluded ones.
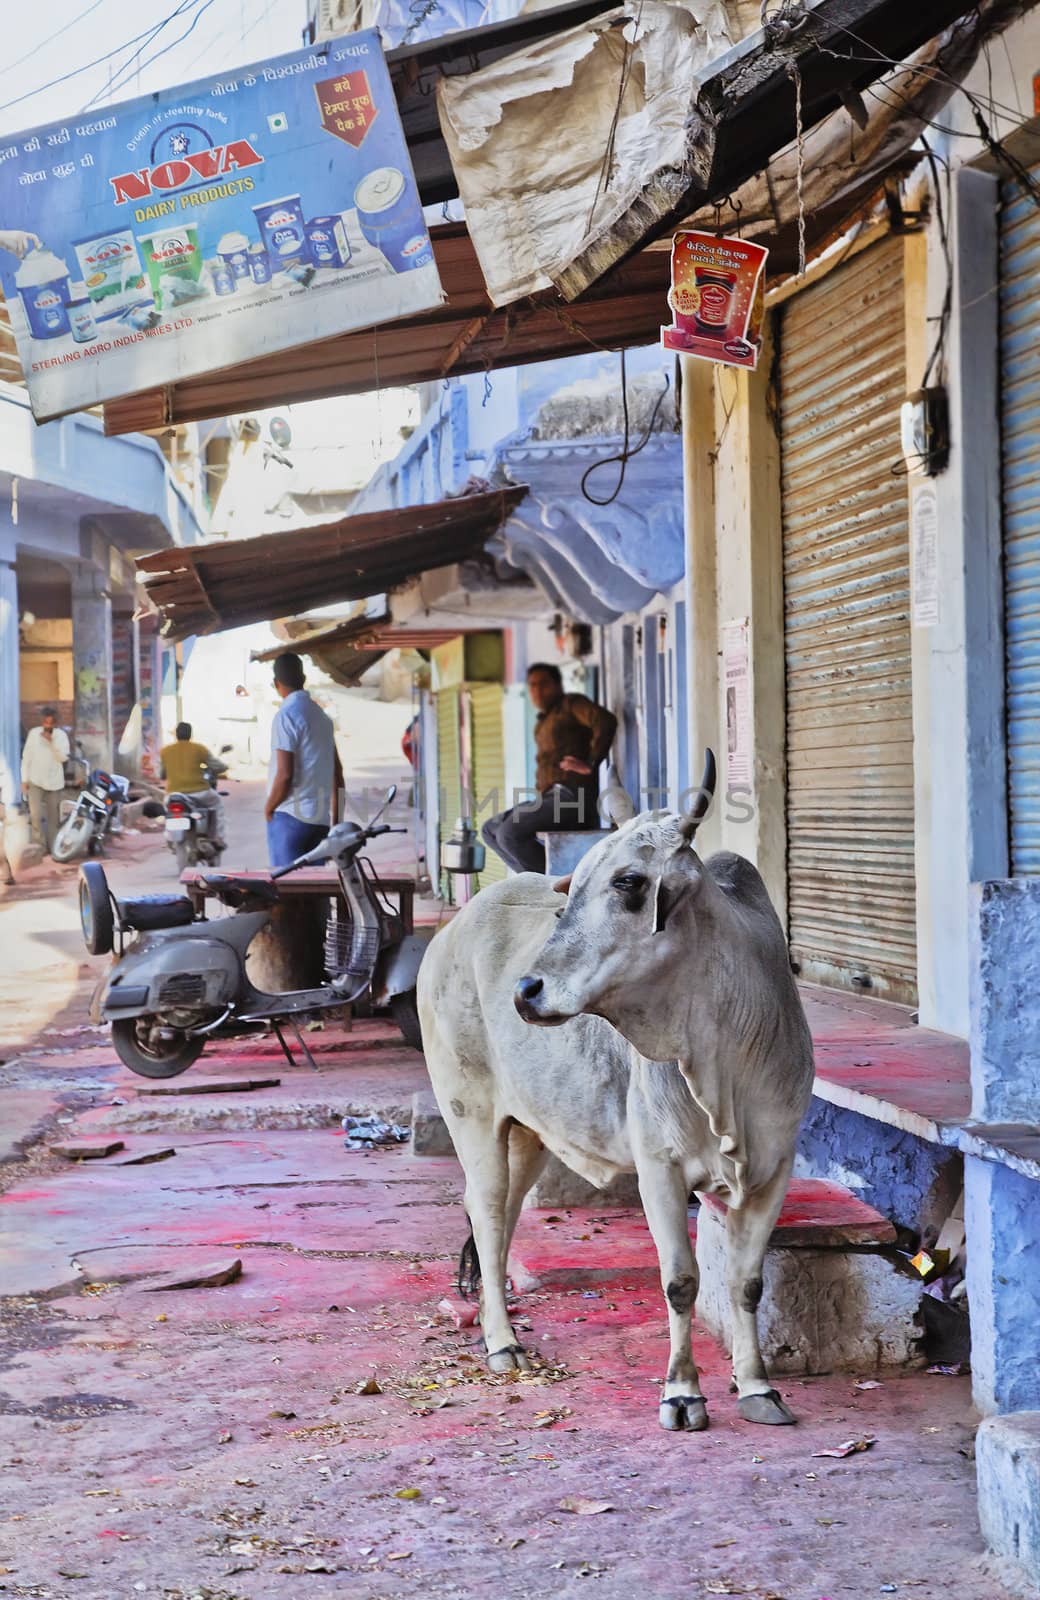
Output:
[662,232,769,372]
[0,32,442,422]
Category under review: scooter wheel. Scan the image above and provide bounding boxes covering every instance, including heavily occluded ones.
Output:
[79,862,115,955]
[110,1017,204,1078]
[390,989,424,1052]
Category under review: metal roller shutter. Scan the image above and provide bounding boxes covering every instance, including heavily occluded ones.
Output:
[1000,166,1040,875]
[470,682,507,889]
[781,235,917,1003]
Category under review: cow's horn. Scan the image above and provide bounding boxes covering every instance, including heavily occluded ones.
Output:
[553,874,573,896]
[679,748,717,840]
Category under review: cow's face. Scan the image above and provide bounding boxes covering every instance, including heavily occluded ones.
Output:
[514,813,705,1049]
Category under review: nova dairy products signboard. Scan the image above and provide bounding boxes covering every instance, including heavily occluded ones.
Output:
[0,33,442,421]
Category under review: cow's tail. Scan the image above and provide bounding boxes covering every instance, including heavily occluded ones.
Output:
[457,1225,481,1299]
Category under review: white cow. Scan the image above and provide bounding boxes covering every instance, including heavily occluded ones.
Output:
[418,758,814,1430]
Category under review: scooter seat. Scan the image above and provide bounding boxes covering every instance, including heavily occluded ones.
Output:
[116,894,197,932]
[202,875,280,907]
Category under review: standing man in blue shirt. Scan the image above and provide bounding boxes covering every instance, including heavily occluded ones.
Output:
[264,652,343,868]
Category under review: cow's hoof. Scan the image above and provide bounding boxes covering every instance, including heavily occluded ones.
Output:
[737,1389,796,1425]
[659,1394,709,1432]
[486,1343,531,1374]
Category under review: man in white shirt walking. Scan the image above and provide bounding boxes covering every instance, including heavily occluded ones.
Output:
[21,708,70,858]
[264,654,343,869]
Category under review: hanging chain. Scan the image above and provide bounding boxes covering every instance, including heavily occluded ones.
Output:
[789,58,807,277]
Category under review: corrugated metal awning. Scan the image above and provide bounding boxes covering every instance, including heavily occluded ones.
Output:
[135,485,528,641]
[102,224,669,434]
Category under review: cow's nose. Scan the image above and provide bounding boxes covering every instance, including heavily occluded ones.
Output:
[515,975,544,1004]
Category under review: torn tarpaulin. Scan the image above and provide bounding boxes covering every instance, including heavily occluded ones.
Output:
[437,0,1027,307]
[436,1,740,307]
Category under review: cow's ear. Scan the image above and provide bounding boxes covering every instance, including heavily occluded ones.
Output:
[652,859,703,933]
[553,874,573,896]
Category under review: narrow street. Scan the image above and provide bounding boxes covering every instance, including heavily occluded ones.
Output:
[0,779,1016,1600]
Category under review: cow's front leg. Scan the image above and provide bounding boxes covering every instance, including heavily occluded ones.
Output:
[726,1166,795,1425]
[457,1119,530,1373]
[637,1158,707,1432]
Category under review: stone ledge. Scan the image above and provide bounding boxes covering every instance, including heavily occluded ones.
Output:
[411,1090,456,1158]
[696,1179,922,1375]
[977,1411,1040,1586]
[699,1177,897,1248]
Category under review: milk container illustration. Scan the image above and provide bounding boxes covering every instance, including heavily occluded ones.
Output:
[67,282,98,344]
[305,216,351,268]
[248,243,271,285]
[252,196,309,272]
[209,259,236,297]
[218,231,251,281]
[354,168,432,273]
[15,247,71,340]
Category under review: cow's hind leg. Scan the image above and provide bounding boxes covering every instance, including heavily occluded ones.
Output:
[638,1158,707,1432]
[453,1116,532,1373]
[727,1165,795,1425]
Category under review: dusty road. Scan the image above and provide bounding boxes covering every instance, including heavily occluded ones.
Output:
[0,737,1019,1600]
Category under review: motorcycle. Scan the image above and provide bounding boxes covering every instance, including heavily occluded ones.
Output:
[78,786,430,1078]
[52,768,133,862]
[163,746,233,872]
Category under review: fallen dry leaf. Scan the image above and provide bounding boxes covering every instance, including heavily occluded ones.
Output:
[356,1377,382,1395]
[387,1550,413,1561]
[395,1487,422,1500]
[557,1497,613,1516]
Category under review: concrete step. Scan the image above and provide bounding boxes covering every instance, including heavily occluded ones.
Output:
[509,1179,923,1378]
[696,1178,923,1375]
[86,1049,429,1134]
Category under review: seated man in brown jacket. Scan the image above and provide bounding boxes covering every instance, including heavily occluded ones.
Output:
[482,662,618,875]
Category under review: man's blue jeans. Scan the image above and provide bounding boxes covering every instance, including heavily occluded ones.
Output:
[267,810,329,869]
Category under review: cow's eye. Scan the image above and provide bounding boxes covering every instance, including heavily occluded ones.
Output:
[611,871,647,898]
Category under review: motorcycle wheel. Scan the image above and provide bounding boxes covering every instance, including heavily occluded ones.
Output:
[51,813,93,863]
[173,840,193,874]
[390,989,424,1053]
[110,1017,204,1079]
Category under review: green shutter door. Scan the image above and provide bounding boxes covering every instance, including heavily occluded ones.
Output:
[470,682,507,889]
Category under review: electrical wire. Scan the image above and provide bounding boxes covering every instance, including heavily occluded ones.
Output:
[88,0,206,106]
[586,0,646,239]
[0,0,109,81]
[82,0,221,110]
[0,0,204,119]
[920,135,952,388]
[580,349,672,508]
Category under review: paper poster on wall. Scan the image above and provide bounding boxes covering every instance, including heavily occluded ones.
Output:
[662,232,769,371]
[0,31,442,422]
[722,617,752,790]
[911,484,941,628]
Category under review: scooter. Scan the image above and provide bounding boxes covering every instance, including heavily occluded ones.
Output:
[52,767,133,862]
[163,747,233,872]
[78,787,430,1077]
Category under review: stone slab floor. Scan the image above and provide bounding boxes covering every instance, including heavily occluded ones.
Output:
[0,1038,1022,1600]
[0,792,1022,1600]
